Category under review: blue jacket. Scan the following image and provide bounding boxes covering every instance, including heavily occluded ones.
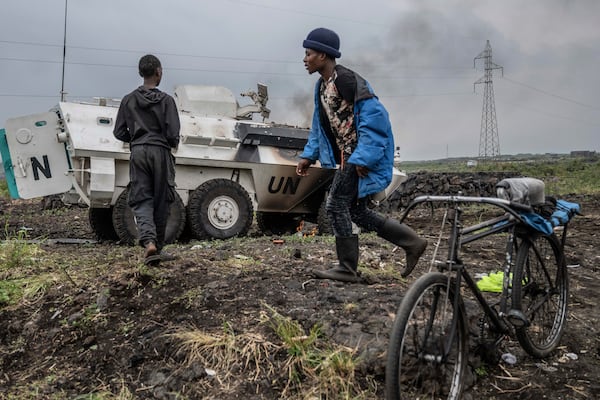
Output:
[300,65,395,198]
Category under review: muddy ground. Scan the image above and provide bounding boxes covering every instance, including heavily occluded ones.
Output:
[0,194,599,399]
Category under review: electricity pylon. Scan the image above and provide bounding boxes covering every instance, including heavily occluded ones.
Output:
[474,40,503,160]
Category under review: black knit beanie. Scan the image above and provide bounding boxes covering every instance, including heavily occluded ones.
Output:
[303,27,341,58]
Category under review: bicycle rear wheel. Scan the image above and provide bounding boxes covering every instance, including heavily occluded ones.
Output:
[512,233,568,357]
[385,272,467,400]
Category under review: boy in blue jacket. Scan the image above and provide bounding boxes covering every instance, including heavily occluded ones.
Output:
[296,28,426,282]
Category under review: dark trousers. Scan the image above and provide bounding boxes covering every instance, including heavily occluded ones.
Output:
[128,144,175,250]
[326,162,386,237]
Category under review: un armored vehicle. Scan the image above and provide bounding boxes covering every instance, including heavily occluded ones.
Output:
[1,84,406,244]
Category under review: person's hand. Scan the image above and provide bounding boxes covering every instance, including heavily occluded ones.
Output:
[356,165,369,178]
[296,158,312,176]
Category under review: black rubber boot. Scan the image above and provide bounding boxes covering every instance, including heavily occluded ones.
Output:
[313,235,361,283]
[378,218,427,277]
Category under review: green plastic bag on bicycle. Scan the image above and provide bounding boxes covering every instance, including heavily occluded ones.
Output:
[476,271,505,293]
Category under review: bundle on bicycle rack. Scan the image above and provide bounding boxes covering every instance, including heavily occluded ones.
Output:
[495,177,546,206]
[496,177,580,235]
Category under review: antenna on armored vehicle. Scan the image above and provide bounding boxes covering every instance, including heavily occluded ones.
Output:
[60,0,68,102]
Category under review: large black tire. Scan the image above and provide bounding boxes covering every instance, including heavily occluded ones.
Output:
[256,212,301,236]
[112,188,186,245]
[88,207,119,241]
[186,179,253,240]
[512,233,568,357]
[386,272,467,400]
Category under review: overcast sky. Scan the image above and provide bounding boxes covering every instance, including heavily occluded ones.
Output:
[1,0,599,161]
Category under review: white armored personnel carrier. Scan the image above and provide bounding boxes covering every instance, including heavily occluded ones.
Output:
[0,84,406,244]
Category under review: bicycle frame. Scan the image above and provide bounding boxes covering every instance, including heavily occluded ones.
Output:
[399,195,536,343]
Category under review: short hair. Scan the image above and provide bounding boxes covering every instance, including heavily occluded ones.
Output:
[138,54,161,78]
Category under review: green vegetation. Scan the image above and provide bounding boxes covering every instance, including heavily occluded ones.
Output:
[400,156,600,195]
[263,306,366,399]
[0,227,53,306]
[72,388,135,400]
[1,226,38,270]
[0,178,9,198]
[169,304,371,399]
[172,287,204,310]
[261,304,368,399]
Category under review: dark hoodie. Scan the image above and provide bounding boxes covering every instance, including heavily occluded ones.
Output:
[113,86,180,149]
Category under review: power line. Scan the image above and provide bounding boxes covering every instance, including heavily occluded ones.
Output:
[0,94,60,98]
[0,39,60,48]
[0,39,297,64]
[377,92,475,98]
[499,98,600,127]
[0,56,303,75]
[502,75,600,110]
[0,41,294,64]
[0,56,476,80]
[0,92,475,100]
[0,39,475,70]
[3,43,597,116]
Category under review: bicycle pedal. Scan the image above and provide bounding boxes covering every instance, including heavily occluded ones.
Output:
[506,309,529,328]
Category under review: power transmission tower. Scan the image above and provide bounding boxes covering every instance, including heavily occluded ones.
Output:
[474,40,503,160]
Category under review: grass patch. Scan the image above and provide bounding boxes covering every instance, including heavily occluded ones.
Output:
[0,226,40,270]
[168,321,279,388]
[261,304,367,399]
[71,378,135,400]
[0,178,9,199]
[477,158,600,195]
[172,287,204,310]
[15,377,136,400]
[400,156,600,195]
[0,227,55,307]
[168,304,372,399]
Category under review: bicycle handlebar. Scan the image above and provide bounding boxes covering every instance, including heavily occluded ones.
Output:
[399,195,533,224]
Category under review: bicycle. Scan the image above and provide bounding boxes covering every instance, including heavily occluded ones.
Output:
[384,194,579,400]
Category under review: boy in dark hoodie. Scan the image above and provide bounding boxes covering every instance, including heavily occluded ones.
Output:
[113,54,180,265]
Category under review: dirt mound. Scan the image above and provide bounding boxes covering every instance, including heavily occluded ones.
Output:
[1,195,599,399]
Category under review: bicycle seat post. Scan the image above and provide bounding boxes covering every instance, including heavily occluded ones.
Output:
[445,200,464,272]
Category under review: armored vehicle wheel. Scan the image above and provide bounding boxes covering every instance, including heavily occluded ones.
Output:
[187,179,253,240]
[112,188,186,245]
[256,212,301,236]
[89,207,119,241]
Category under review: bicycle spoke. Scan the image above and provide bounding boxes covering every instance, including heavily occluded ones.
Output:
[387,273,466,400]
[512,234,568,357]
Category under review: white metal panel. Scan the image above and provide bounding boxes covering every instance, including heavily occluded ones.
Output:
[89,157,115,207]
[174,85,237,118]
[60,102,124,157]
[4,112,73,199]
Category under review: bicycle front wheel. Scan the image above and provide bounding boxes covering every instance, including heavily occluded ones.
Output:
[512,233,569,357]
[385,272,467,400]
